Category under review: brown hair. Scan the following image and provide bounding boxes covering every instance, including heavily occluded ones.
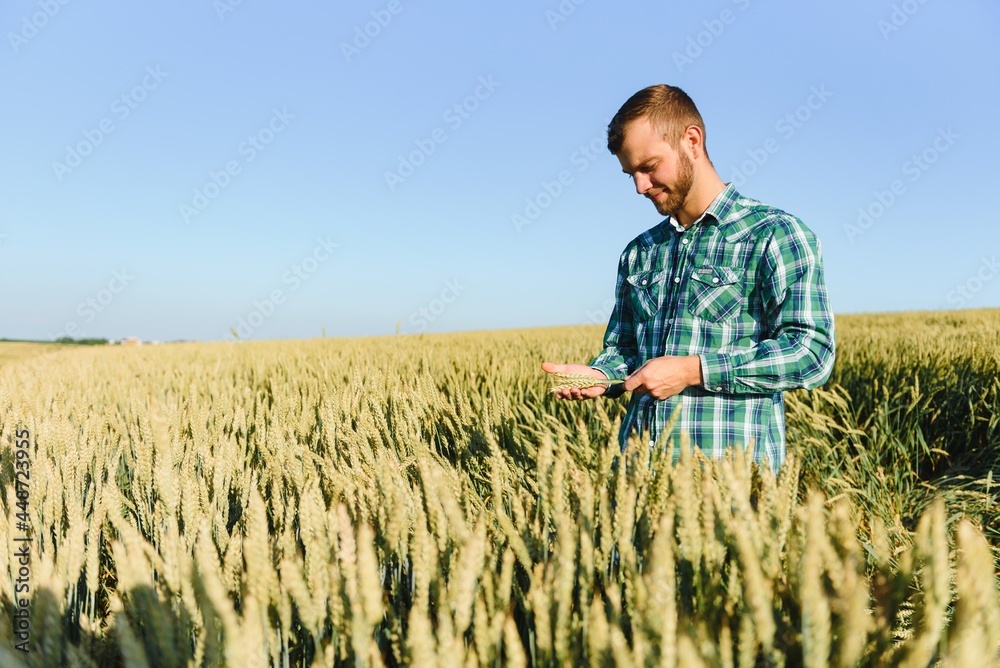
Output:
[607,84,708,157]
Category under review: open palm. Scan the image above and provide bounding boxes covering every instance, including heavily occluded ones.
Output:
[541,361,609,400]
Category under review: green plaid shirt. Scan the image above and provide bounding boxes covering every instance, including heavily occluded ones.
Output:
[589,183,835,470]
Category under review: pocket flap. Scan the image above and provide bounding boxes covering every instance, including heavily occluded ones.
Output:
[689,266,743,286]
[626,269,666,288]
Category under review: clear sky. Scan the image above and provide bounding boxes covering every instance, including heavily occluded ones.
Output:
[2,1,998,342]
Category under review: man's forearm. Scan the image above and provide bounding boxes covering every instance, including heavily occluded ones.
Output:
[699,321,835,394]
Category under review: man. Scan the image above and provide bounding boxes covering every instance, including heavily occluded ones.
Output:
[542,84,835,471]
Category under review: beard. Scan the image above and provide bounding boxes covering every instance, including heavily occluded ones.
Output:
[649,150,694,217]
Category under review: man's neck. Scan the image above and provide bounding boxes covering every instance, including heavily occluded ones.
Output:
[674,175,727,229]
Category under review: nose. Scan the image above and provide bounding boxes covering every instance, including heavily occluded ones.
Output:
[633,172,651,196]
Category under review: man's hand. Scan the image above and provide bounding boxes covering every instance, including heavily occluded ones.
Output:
[541,362,609,401]
[622,355,702,400]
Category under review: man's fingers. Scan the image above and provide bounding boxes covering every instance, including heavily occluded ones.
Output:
[625,359,651,391]
[541,361,565,374]
[623,371,638,393]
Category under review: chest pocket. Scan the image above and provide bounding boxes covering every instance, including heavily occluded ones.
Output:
[626,269,667,321]
[687,266,745,322]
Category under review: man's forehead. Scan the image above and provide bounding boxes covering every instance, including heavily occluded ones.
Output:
[619,119,673,165]
[619,142,671,173]
[622,117,660,143]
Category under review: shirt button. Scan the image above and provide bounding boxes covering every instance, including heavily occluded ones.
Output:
[712,277,720,284]
[682,238,689,245]
[667,318,673,324]
[673,277,680,283]
[641,279,647,286]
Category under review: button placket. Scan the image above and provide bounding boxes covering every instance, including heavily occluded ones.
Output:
[672,228,699,301]
[663,226,700,357]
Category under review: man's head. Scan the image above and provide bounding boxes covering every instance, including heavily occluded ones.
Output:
[607,85,708,156]
[607,85,715,219]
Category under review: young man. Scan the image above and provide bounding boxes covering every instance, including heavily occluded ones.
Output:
[542,84,835,471]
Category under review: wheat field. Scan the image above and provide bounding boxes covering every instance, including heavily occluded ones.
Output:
[1,310,999,666]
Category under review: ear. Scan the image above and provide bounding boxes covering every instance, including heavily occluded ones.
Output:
[682,125,705,159]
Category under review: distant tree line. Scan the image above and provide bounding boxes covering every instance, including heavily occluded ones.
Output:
[0,337,106,345]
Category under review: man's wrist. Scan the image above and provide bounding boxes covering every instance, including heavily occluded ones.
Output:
[688,355,704,388]
[588,364,612,380]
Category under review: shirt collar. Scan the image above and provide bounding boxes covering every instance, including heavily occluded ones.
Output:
[666,182,740,233]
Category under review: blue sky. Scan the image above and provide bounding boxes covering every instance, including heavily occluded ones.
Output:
[1,1,998,341]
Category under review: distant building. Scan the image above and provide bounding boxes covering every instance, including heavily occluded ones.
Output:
[121,337,142,346]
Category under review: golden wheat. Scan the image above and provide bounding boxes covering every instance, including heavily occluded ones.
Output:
[0,312,997,665]
[547,372,618,393]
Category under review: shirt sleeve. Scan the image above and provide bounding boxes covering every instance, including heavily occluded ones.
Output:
[589,252,642,399]
[700,216,836,394]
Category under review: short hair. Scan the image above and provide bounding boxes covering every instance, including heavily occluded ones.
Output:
[607,84,708,157]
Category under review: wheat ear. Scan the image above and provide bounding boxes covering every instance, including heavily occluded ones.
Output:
[547,373,621,393]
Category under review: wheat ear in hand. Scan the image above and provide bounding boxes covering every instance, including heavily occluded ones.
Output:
[547,373,621,394]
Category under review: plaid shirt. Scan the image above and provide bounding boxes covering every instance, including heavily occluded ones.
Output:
[589,183,835,470]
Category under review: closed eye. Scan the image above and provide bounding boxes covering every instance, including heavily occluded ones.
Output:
[624,162,656,179]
